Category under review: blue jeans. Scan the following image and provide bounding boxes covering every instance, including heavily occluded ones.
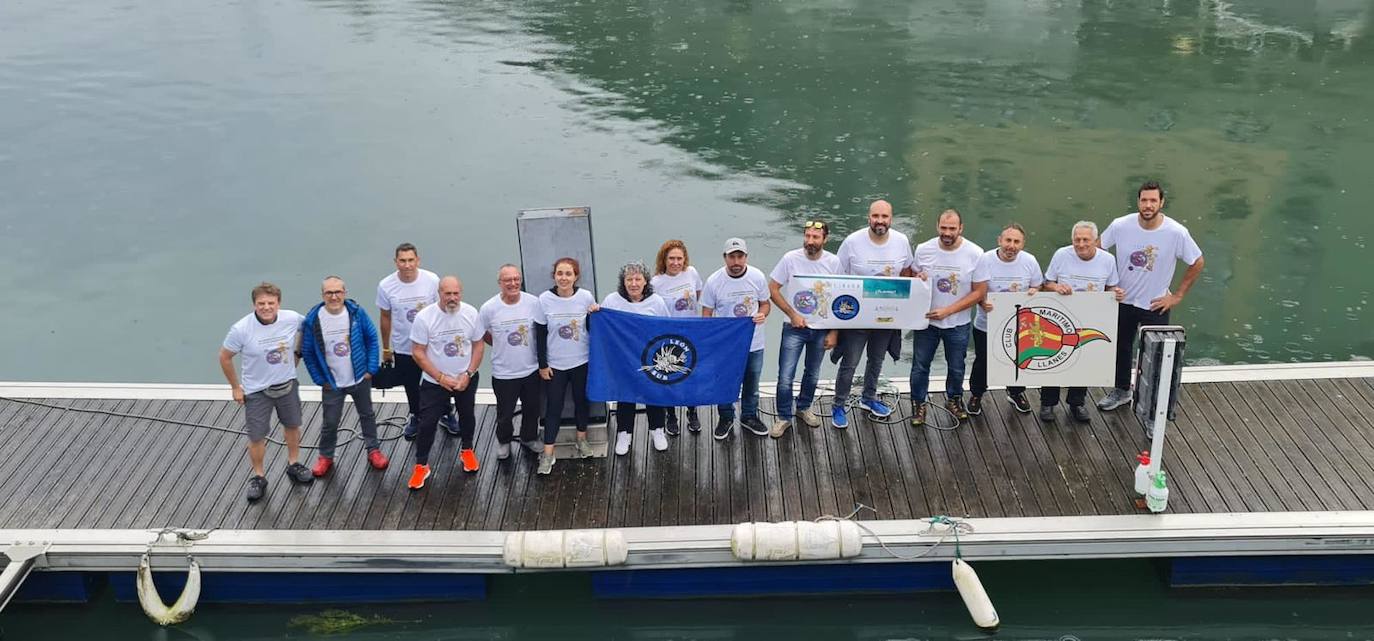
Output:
[775,326,827,417]
[909,323,971,402]
[719,349,765,420]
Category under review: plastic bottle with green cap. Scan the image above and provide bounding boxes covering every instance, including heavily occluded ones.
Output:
[1146,470,1170,513]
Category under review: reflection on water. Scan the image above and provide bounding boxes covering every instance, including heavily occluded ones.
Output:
[0,0,1371,384]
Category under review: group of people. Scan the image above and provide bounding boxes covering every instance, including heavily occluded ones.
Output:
[219,181,1203,502]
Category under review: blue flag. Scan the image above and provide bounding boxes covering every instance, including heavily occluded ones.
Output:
[588,308,753,406]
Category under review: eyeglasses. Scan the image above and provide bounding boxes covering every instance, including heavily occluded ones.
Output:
[803,220,827,230]
[323,290,346,297]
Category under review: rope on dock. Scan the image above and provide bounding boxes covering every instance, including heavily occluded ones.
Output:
[814,503,974,561]
[0,396,408,450]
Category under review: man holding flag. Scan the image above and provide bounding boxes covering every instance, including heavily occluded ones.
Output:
[702,238,772,441]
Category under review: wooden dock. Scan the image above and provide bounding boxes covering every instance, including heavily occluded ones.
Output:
[3,364,1373,534]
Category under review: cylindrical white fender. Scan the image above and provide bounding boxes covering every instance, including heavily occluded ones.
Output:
[136,553,201,626]
[952,558,999,631]
[733,521,864,561]
[502,530,628,568]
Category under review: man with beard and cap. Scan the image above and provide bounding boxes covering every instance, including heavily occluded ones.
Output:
[480,264,545,461]
[408,275,486,488]
[1042,221,1124,422]
[910,209,984,426]
[767,219,842,438]
[219,282,312,501]
[968,223,1043,417]
[701,237,772,440]
[829,200,914,429]
[1096,181,1204,411]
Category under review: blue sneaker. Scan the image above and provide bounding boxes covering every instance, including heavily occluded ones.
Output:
[440,412,460,435]
[831,405,849,429]
[860,398,893,418]
[402,414,419,441]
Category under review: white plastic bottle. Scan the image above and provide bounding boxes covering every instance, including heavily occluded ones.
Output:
[1146,470,1170,513]
[1134,451,1151,495]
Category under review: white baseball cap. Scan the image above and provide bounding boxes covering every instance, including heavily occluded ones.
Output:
[723,237,748,254]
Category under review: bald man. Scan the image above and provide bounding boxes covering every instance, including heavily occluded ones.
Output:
[408,275,486,488]
[828,200,914,428]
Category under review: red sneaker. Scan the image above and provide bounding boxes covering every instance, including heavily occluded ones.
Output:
[311,455,333,478]
[367,448,389,470]
[407,464,431,490]
[459,448,480,473]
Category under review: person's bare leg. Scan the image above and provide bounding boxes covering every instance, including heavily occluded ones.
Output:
[283,425,302,465]
[248,440,267,476]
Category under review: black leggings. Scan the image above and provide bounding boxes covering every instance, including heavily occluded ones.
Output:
[615,403,665,433]
[543,364,590,445]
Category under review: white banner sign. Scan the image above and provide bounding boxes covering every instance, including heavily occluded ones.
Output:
[784,275,932,330]
[986,292,1119,387]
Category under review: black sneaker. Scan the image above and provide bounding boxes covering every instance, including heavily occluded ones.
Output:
[245,475,268,501]
[285,462,314,484]
[1008,392,1032,414]
[1038,405,1056,423]
[403,414,419,441]
[665,411,681,437]
[713,416,734,441]
[967,395,983,416]
[686,408,702,433]
[740,416,769,437]
[1070,404,1091,422]
[440,412,460,436]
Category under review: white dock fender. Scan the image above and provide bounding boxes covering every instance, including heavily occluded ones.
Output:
[503,530,628,569]
[732,521,863,561]
[952,558,999,631]
[136,553,201,626]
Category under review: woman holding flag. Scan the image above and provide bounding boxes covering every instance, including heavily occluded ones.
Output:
[598,261,672,456]
[651,240,705,435]
[536,257,599,475]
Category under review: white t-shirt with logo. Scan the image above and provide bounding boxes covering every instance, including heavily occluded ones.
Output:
[970,249,1044,332]
[836,229,914,277]
[602,292,670,317]
[539,288,596,370]
[769,248,842,286]
[223,310,303,394]
[319,307,356,388]
[650,267,704,318]
[479,292,544,380]
[914,238,984,329]
[1100,214,1203,311]
[1045,246,1120,294]
[409,302,484,385]
[701,265,770,352]
[376,269,440,356]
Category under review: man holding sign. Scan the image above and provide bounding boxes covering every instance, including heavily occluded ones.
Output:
[767,220,842,438]
[968,223,1044,417]
[1042,221,1124,422]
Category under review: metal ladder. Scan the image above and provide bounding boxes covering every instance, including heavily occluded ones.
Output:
[0,542,50,612]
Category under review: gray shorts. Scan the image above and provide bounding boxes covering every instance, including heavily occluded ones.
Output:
[243,380,303,442]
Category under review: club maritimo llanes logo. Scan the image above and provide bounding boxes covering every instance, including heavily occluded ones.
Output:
[1001,305,1110,379]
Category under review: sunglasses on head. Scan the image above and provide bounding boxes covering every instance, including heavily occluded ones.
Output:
[803,220,827,230]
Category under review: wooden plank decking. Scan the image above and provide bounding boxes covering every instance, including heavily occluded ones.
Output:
[2,376,1373,531]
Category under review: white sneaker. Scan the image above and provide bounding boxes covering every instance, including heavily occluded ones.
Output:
[615,432,632,456]
[496,442,511,460]
[651,428,668,451]
[795,409,821,428]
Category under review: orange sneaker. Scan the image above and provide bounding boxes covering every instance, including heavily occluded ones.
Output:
[459,448,479,473]
[311,455,333,478]
[367,448,389,470]
[407,464,431,490]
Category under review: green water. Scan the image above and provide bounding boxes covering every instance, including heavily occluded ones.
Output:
[3,0,1374,635]
[1,0,1372,386]
[4,560,1374,639]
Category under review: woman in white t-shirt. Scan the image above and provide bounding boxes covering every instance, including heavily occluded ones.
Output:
[650,239,704,435]
[536,257,600,474]
[599,261,671,456]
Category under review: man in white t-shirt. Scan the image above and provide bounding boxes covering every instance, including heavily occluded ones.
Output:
[218,282,313,502]
[408,276,486,489]
[701,237,771,440]
[910,209,984,426]
[376,243,441,439]
[480,265,546,463]
[767,219,842,438]
[968,223,1044,417]
[1043,221,1124,422]
[1096,181,1205,411]
[830,200,914,429]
